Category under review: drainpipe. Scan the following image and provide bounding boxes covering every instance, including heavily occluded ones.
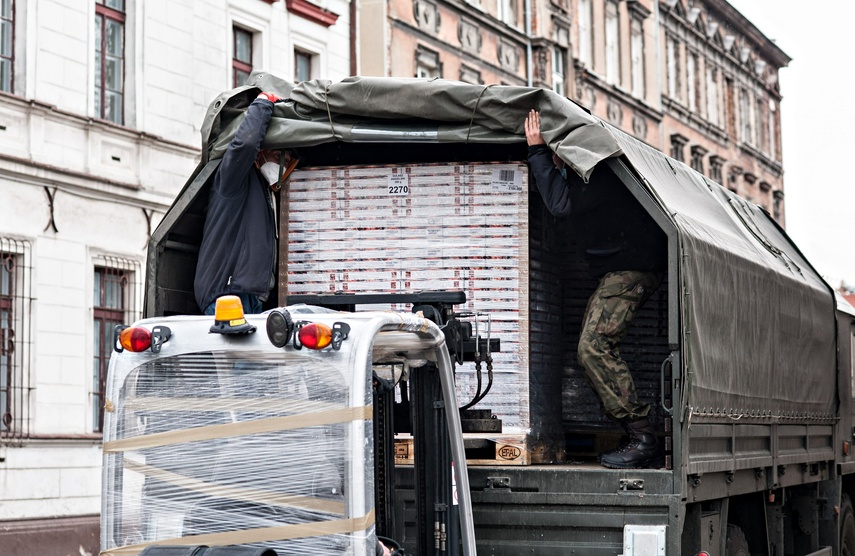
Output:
[654,0,664,149]
[524,0,533,86]
[350,0,358,75]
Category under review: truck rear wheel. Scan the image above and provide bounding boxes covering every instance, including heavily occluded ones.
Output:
[842,494,855,556]
[725,524,749,556]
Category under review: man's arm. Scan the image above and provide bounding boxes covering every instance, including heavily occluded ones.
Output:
[215,94,277,198]
[525,110,583,217]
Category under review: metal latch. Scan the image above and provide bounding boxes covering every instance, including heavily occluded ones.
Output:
[619,478,645,491]
[485,476,510,490]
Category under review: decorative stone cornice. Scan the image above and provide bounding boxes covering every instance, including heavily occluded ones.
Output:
[705,0,791,67]
[285,0,340,27]
[626,0,651,20]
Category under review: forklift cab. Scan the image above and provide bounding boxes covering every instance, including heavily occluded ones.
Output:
[100,306,476,556]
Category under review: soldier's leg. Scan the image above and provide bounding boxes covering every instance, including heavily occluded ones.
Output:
[577,270,664,468]
[577,270,662,420]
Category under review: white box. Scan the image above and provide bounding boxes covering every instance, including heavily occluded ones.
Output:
[284,162,563,461]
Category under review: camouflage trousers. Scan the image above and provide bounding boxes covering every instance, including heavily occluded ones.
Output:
[577,270,664,421]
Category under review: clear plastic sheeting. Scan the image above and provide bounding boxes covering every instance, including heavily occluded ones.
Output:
[101,350,374,555]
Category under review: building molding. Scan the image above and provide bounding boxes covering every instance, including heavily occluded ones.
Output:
[0,153,174,212]
[578,67,663,123]
[285,0,340,27]
[0,91,200,154]
[390,19,527,83]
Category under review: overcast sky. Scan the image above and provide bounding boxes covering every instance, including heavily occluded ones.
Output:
[724,1,855,289]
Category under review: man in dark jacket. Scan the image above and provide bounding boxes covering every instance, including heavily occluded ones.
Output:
[195,92,295,315]
[524,110,667,469]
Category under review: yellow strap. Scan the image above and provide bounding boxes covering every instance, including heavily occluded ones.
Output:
[104,405,372,453]
[100,510,375,556]
[124,459,345,515]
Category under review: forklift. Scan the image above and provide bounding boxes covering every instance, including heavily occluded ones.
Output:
[101,291,497,556]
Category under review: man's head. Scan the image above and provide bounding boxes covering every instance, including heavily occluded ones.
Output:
[255,149,299,191]
[551,152,568,180]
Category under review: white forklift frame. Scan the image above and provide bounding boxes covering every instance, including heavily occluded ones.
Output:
[101,308,477,556]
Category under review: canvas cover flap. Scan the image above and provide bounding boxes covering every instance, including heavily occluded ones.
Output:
[200,74,622,182]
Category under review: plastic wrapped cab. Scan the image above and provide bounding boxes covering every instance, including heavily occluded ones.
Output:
[101,309,473,556]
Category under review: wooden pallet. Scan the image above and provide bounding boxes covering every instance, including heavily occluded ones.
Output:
[393,433,531,466]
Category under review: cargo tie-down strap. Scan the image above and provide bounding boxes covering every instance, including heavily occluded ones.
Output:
[323,81,337,140]
[99,509,375,556]
[102,405,373,453]
[466,84,493,144]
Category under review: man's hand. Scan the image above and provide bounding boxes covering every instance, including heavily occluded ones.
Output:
[525,109,546,146]
[257,92,282,103]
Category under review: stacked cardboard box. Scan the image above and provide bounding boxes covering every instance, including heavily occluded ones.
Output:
[284,162,566,459]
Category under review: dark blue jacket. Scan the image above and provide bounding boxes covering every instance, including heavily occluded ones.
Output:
[528,144,666,277]
[194,98,277,311]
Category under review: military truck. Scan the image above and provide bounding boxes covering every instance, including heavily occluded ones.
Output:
[103,74,855,555]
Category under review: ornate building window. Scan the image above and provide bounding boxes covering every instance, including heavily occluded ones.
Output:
[95,0,125,124]
[739,87,752,144]
[498,0,518,27]
[233,26,253,87]
[92,257,139,432]
[295,49,315,82]
[690,145,707,174]
[577,0,593,68]
[725,76,736,137]
[728,165,743,193]
[0,238,32,441]
[0,0,13,93]
[670,133,688,163]
[686,51,697,112]
[773,190,784,222]
[459,64,482,85]
[552,46,566,96]
[605,0,620,85]
[709,155,725,184]
[706,66,719,126]
[630,17,645,98]
[755,97,766,153]
[768,100,777,161]
[415,45,441,78]
[666,35,680,100]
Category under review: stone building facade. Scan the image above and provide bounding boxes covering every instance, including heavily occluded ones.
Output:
[0,0,787,552]
[358,0,789,222]
[0,0,350,553]
[359,0,531,85]
[656,0,788,222]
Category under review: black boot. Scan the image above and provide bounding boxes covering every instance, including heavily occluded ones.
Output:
[600,418,663,469]
[599,419,634,462]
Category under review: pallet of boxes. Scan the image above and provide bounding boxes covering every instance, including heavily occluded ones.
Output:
[283,160,567,466]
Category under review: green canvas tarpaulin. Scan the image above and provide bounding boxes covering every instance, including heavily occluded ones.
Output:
[606,125,837,421]
[200,74,621,182]
[193,73,837,422]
